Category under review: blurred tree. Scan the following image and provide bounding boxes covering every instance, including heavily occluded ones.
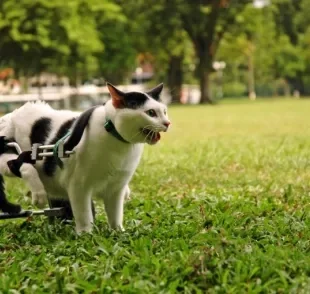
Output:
[0,0,125,89]
[217,3,276,98]
[56,0,125,86]
[168,0,249,103]
[217,0,309,97]
[120,0,194,103]
[272,0,307,95]
[1,0,310,100]
[0,0,70,83]
[95,12,137,84]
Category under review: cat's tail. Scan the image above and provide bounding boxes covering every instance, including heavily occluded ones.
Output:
[0,174,21,214]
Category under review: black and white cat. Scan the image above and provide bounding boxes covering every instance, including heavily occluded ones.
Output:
[0,83,170,233]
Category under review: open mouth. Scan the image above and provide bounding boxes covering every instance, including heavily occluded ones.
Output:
[141,128,161,144]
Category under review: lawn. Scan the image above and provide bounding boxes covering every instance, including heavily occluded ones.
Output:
[1,98,310,293]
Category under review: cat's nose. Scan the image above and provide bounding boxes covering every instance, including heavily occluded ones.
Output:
[163,121,171,129]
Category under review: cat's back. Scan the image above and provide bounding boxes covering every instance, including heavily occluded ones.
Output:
[0,101,51,143]
[11,101,54,128]
[10,101,79,150]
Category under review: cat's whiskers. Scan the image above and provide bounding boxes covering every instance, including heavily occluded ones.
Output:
[148,130,157,144]
[145,132,153,144]
[141,125,153,134]
[128,127,151,142]
[142,126,155,143]
[143,129,153,144]
[151,131,155,142]
[142,124,154,131]
[128,130,143,141]
[125,124,158,143]
[141,125,164,143]
[152,127,162,132]
[124,124,146,142]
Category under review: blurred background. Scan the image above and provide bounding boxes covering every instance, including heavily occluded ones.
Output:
[0,0,309,111]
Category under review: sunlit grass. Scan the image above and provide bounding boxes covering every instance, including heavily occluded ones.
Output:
[1,98,310,293]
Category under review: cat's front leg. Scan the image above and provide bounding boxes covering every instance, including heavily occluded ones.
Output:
[19,164,47,208]
[68,184,93,234]
[124,185,131,201]
[1,152,47,208]
[103,187,127,231]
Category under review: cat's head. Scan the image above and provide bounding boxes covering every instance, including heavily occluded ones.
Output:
[107,83,171,145]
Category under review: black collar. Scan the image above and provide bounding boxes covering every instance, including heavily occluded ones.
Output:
[104,120,129,143]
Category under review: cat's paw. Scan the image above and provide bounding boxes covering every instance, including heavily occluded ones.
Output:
[109,224,125,232]
[31,191,48,208]
[76,225,93,235]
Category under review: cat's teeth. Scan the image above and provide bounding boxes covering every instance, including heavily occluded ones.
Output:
[141,129,161,143]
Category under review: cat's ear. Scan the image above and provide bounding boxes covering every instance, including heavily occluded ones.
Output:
[107,82,125,108]
[146,83,164,101]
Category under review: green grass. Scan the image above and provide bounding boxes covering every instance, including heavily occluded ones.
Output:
[1,98,310,293]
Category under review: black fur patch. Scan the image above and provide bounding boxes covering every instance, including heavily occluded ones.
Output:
[43,118,76,176]
[0,136,18,155]
[30,117,52,144]
[7,151,36,178]
[43,106,98,176]
[123,92,148,109]
[49,198,96,220]
[0,174,21,213]
[64,106,99,151]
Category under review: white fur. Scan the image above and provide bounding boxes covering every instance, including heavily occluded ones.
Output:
[0,92,170,234]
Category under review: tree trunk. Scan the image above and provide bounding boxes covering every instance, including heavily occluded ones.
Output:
[195,41,214,104]
[74,69,81,90]
[288,73,304,96]
[199,68,213,104]
[283,79,291,97]
[167,55,183,104]
[248,53,256,100]
[21,71,29,94]
[296,73,305,96]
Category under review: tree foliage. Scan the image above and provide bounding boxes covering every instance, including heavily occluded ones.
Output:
[0,0,129,84]
[1,0,310,100]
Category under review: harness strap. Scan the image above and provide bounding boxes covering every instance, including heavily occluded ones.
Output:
[53,131,72,169]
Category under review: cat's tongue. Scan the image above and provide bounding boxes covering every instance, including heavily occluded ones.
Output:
[152,132,161,143]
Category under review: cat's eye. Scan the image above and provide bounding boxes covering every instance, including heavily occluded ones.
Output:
[164,109,167,115]
[146,109,157,117]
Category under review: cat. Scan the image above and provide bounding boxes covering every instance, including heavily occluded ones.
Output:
[0,83,170,234]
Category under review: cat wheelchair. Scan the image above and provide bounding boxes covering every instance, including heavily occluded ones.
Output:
[0,140,83,221]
